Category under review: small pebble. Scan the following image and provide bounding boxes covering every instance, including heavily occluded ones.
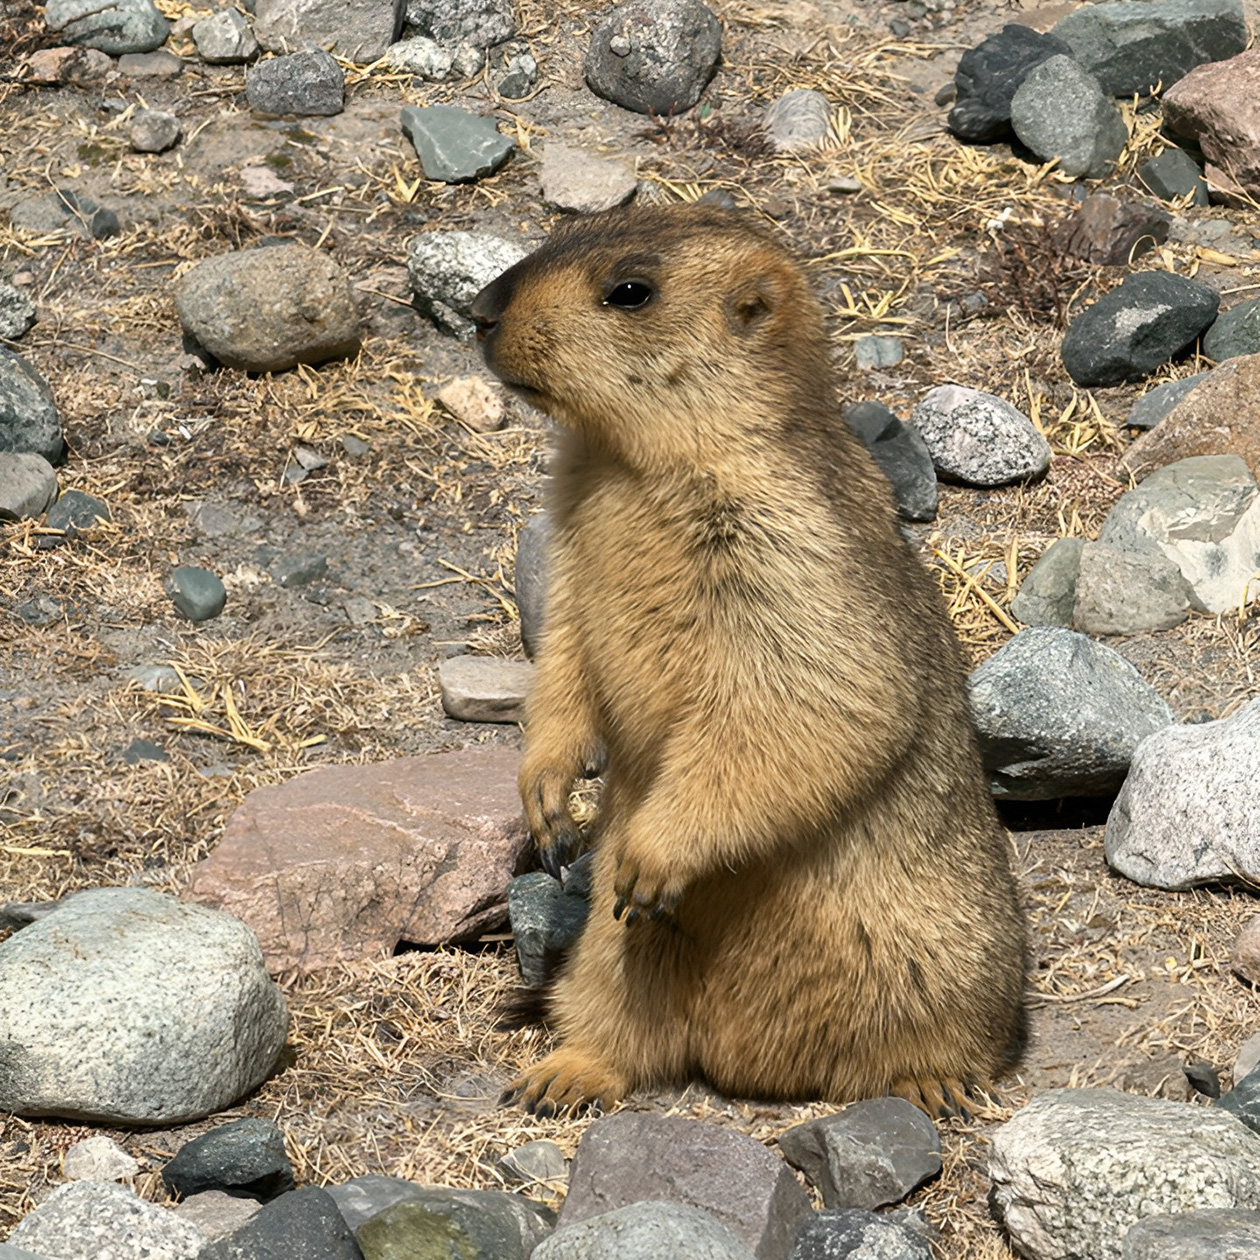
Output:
[171,565,228,622]
[130,108,181,153]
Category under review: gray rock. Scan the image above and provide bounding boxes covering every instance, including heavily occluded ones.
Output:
[9,1184,205,1258]
[171,566,228,622]
[0,347,62,463]
[1219,1069,1260,1135]
[497,47,538,97]
[560,1112,811,1260]
[172,1192,263,1242]
[1204,297,1260,363]
[1236,1035,1260,1084]
[384,35,454,78]
[0,1244,54,1260]
[1096,455,1260,615]
[764,88,831,153]
[193,7,259,63]
[406,230,527,339]
[438,655,532,722]
[540,144,637,214]
[272,551,328,587]
[1139,147,1210,205]
[1125,372,1211,429]
[62,1136,140,1182]
[789,1209,932,1260]
[514,511,549,658]
[1055,191,1171,267]
[854,335,903,370]
[199,1187,363,1260]
[989,1088,1260,1260]
[0,282,37,340]
[584,0,722,116]
[498,1139,567,1187]
[124,663,200,694]
[176,244,361,372]
[123,737,169,765]
[400,104,514,183]
[969,626,1174,799]
[253,0,404,61]
[948,24,1074,143]
[355,1188,553,1260]
[0,452,57,522]
[1105,698,1260,890]
[403,0,514,49]
[909,385,1051,486]
[1011,537,1085,626]
[1051,0,1248,97]
[0,887,287,1123]
[44,0,171,54]
[129,108,181,153]
[776,1098,941,1210]
[117,48,182,77]
[162,1118,295,1201]
[507,871,589,987]
[536,1201,757,1260]
[1072,541,1194,634]
[245,49,344,117]
[1123,1208,1260,1259]
[1009,55,1128,179]
[328,1177,551,1247]
[1061,270,1220,387]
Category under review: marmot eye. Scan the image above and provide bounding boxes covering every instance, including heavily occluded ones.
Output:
[604,280,654,310]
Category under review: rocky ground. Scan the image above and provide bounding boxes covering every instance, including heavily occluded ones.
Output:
[2,0,1260,1256]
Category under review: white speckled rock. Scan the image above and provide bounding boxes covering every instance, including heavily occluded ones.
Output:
[406,230,527,339]
[0,887,288,1124]
[990,1089,1260,1260]
[1105,698,1260,890]
[910,385,1051,486]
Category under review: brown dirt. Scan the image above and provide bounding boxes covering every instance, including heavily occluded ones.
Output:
[2,0,1260,1254]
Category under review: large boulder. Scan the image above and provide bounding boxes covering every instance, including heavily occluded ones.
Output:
[0,887,288,1123]
[176,244,361,372]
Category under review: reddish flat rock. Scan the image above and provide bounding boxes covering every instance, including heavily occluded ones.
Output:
[187,745,531,972]
[1119,353,1260,482]
[1163,49,1260,199]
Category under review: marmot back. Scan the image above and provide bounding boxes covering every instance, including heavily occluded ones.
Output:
[472,203,1027,1116]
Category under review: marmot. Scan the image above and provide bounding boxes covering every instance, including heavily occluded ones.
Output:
[470,204,1027,1116]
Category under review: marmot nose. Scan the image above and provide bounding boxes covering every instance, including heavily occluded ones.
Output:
[470,279,505,343]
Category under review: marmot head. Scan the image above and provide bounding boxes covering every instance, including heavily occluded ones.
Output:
[470,204,832,466]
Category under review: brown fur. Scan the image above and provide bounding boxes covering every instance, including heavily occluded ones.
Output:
[470,204,1028,1115]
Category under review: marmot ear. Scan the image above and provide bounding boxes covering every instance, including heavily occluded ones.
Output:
[728,273,781,333]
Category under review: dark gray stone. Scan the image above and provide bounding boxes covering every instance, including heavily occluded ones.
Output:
[776,1098,941,1210]
[507,871,589,987]
[162,1119,295,1201]
[1218,1068,1260,1136]
[400,104,514,182]
[403,0,512,47]
[969,626,1174,799]
[171,566,227,622]
[1123,1207,1260,1259]
[514,511,549,658]
[1051,0,1248,97]
[122,738,169,765]
[1061,270,1219,387]
[1125,372,1210,429]
[0,282,37,340]
[1011,537,1085,626]
[1009,55,1128,179]
[44,0,171,54]
[40,489,110,545]
[6,1182,206,1260]
[1204,298,1260,363]
[192,7,259,63]
[947,23,1072,142]
[355,1189,553,1260]
[843,401,938,523]
[272,552,328,588]
[560,1112,811,1260]
[536,1202,756,1260]
[0,347,62,463]
[245,50,344,117]
[584,0,722,116]
[1073,541,1195,635]
[200,1187,363,1260]
[130,108,181,153]
[1139,147,1210,205]
[789,1210,932,1260]
[497,49,538,98]
[0,453,57,522]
